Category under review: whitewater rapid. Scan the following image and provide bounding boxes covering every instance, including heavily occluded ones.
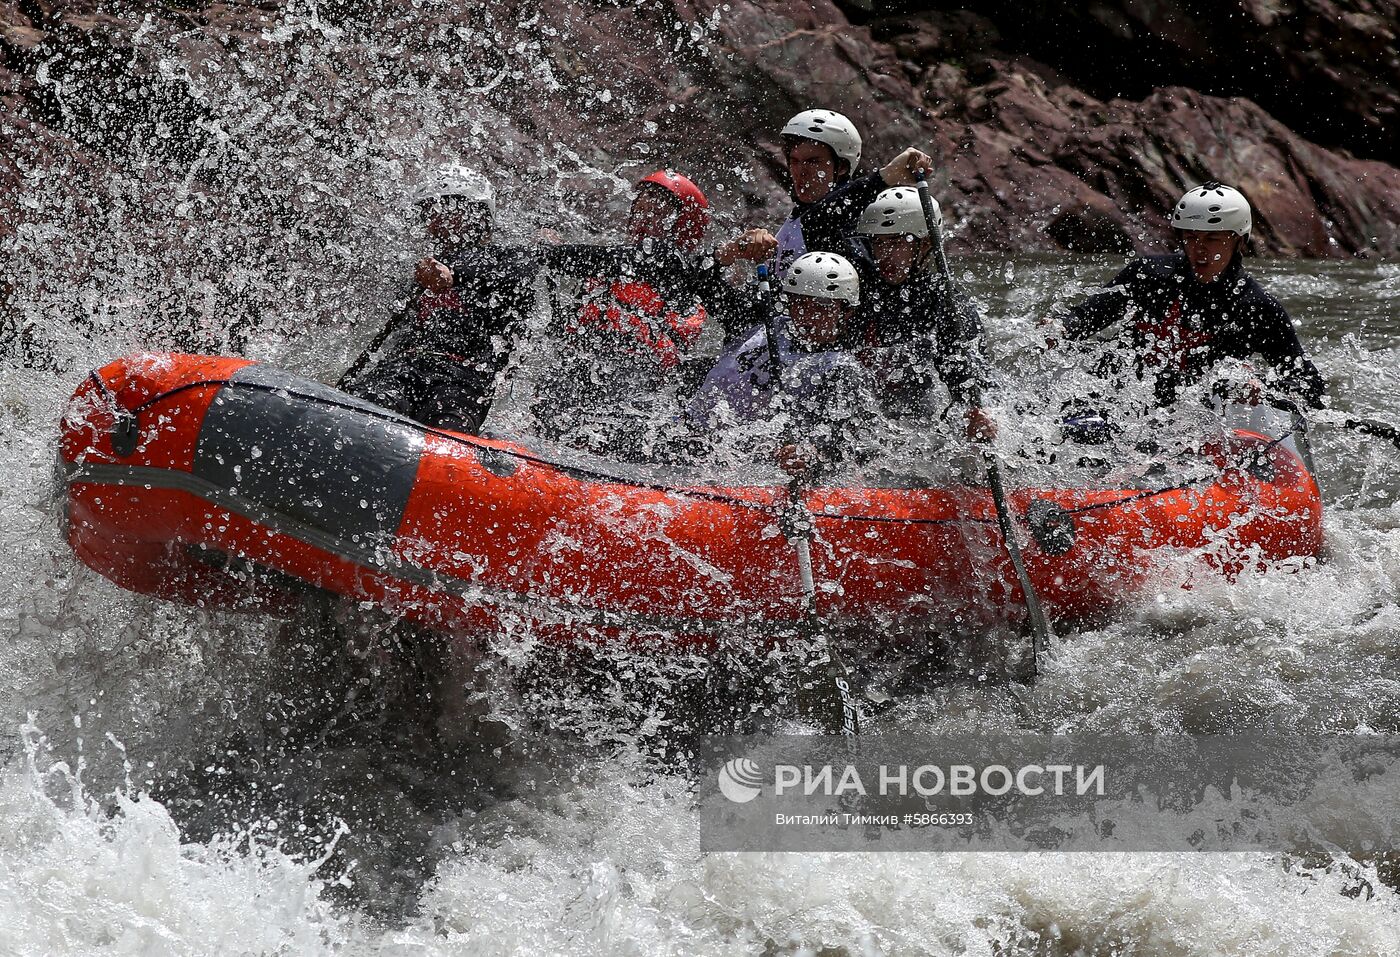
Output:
[5,1,1400,948]
[5,255,1400,954]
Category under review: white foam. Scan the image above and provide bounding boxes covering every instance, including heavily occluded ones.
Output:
[0,724,356,956]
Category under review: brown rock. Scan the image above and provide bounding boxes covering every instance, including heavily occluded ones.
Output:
[703,4,1400,257]
[924,0,1400,166]
[1,0,1397,271]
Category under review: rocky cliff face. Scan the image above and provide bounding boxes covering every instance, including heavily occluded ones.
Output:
[2,0,1397,316]
[876,1,1400,169]
[690,0,1400,257]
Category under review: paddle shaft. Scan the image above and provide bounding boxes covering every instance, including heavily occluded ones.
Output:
[1265,396,1319,480]
[1344,416,1400,451]
[759,266,860,735]
[339,285,424,388]
[1270,393,1400,459]
[913,172,1054,671]
[780,477,860,736]
[983,453,1052,667]
[1257,394,1329,489]
[918,178,953,279]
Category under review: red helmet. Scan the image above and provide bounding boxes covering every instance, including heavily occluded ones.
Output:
[639,169,710,252]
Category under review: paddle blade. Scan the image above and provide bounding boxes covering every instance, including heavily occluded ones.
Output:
[795,644,861,735]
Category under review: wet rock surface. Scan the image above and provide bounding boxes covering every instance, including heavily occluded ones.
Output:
[690,0,1400,256]
[2,0,1397,271]
[872,1,1400,171]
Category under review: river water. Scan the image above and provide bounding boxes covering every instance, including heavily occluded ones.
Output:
[4,249,1399,954]
[4,6,1400,951]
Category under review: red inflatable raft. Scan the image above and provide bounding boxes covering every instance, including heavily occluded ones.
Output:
[59,353,1323,645]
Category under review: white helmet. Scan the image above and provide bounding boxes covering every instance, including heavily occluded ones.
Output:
[412,165,496,215]
[1170,182,1250,238]
[857,186,939,237]
[781,109,862,174]
[782,251,860,306]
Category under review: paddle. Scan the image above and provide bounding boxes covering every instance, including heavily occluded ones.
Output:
[338,285,424,389]
[1255,392,1400,459]
[1237,394,1318,481]
[1344,417,1400,450]
[913,171,1054,676]
[757,265,861,735]
[1258,395,1400,499]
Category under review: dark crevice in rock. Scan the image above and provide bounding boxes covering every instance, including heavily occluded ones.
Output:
[840,1,1400,166]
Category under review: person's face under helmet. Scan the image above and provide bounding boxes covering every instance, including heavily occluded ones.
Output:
[858,186,936,284]
[789,294,853,348]
[630,170,709,252]
[870,234,932,284]
[1180,229,1240,283]
[782,251,860,348]
[781,109,861,205]
[626,183,684,246]
[786,139,844,205]
[1171,182,1250,283]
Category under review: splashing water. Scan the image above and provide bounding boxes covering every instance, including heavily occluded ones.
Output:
[4,2,1400,952]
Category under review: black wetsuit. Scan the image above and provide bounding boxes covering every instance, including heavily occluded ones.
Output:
[1064,253,1325,409]
[530,238,758,457]
[349,245,540,433]
[748,170,891,350]
[772,172,888,275]
[544,239,756,344]
[855,265,994,415]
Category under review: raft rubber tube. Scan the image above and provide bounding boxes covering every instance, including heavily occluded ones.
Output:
[59,353,1324,646]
